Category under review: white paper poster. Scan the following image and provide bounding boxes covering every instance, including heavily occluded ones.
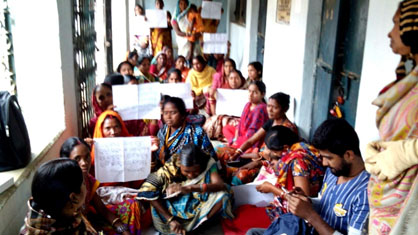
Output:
[159,83,193,109]
[94,137,151,183]
[215,88,248,117]
[145,9,168,28]
[132,15,150,36]
[203,33,228,54]
[232,182,275,207]
[200,1,222,20]
[113,83,161,120]
[137,83,161,119]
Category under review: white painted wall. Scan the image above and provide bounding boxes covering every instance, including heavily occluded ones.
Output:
[355,0,401,152]
[262,0,309,123]
[229,22,246,72]
[0,1,79,233]
[112,0,130,71]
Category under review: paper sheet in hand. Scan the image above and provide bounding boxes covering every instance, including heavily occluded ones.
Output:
[145,9,167,28]
[113,83,161,120]
[203,33,228,54]
[132,15,150,36]
[94,137,151,183]
[232,183,274,207]
[200,1,222,20]
[159,83,193,109]
[216,88,248,117]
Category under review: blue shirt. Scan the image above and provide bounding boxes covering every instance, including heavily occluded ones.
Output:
[316,168,370,234]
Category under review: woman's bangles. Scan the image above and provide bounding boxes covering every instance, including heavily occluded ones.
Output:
[200,183,208,192]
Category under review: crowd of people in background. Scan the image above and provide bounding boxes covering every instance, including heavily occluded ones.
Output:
[21,0,418,235]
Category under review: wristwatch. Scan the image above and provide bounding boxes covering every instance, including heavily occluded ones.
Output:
[115,224,128,233]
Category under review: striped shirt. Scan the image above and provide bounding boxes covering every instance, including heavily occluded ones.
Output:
[316,168,370,234]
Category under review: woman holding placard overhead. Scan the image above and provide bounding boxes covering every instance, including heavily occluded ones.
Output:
[153,96,216,171]
[150,0,172,56]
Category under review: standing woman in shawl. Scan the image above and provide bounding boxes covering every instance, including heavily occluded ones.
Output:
[186,55,216,109]
[153,96,216,170]
[60,138,131,235]
[364,1,418,234]
[150,0,172,56]
[172,0,201,61]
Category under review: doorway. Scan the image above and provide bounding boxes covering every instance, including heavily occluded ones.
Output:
[256,0,267,64]
[310,0,370,137]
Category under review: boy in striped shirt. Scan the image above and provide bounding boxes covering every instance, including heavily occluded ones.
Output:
[287,119,370,235]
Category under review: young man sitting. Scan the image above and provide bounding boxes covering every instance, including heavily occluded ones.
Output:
[247,118,370,235]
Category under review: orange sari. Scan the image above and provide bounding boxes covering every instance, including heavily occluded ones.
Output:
[91,110,142,189]
[91,110,145,234]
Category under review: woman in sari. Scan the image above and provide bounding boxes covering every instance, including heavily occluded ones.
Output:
[203,69,246,140]
[150,0,172,56]
[175,55,190,82]
[136,55,158,83]
[222,127,324,235]
[229,92,298,161]
[227,92,299,185]
[60,137,131,235]
[186,55,216,109]
[154,96,216,170]
[172,0,201,62]
[89,84,151,137]
[205,58,237,116]
[89,111,149,234]
[89,83,113,135]
[244,61,263,89]
[364,1,418,233]
[137,143,233,234]
[150,51,170,81]
[222,81,268,150]
[21,159,95,234]
[117,61,134,76]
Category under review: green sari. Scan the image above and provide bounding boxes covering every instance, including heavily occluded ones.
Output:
[136,155,233,234]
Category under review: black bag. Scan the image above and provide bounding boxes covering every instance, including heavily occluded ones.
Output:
[0,91,31,172]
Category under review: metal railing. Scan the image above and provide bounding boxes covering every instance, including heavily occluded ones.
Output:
[73,0,97,138]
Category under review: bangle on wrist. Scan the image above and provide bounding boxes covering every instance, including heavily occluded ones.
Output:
[166,215,175,224]
[111,217,121,227]
[202,183,208,192]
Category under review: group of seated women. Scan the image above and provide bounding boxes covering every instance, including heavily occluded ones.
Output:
[21,45,314,234]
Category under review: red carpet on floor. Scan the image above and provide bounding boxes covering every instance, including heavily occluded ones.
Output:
[222,205,271,235]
